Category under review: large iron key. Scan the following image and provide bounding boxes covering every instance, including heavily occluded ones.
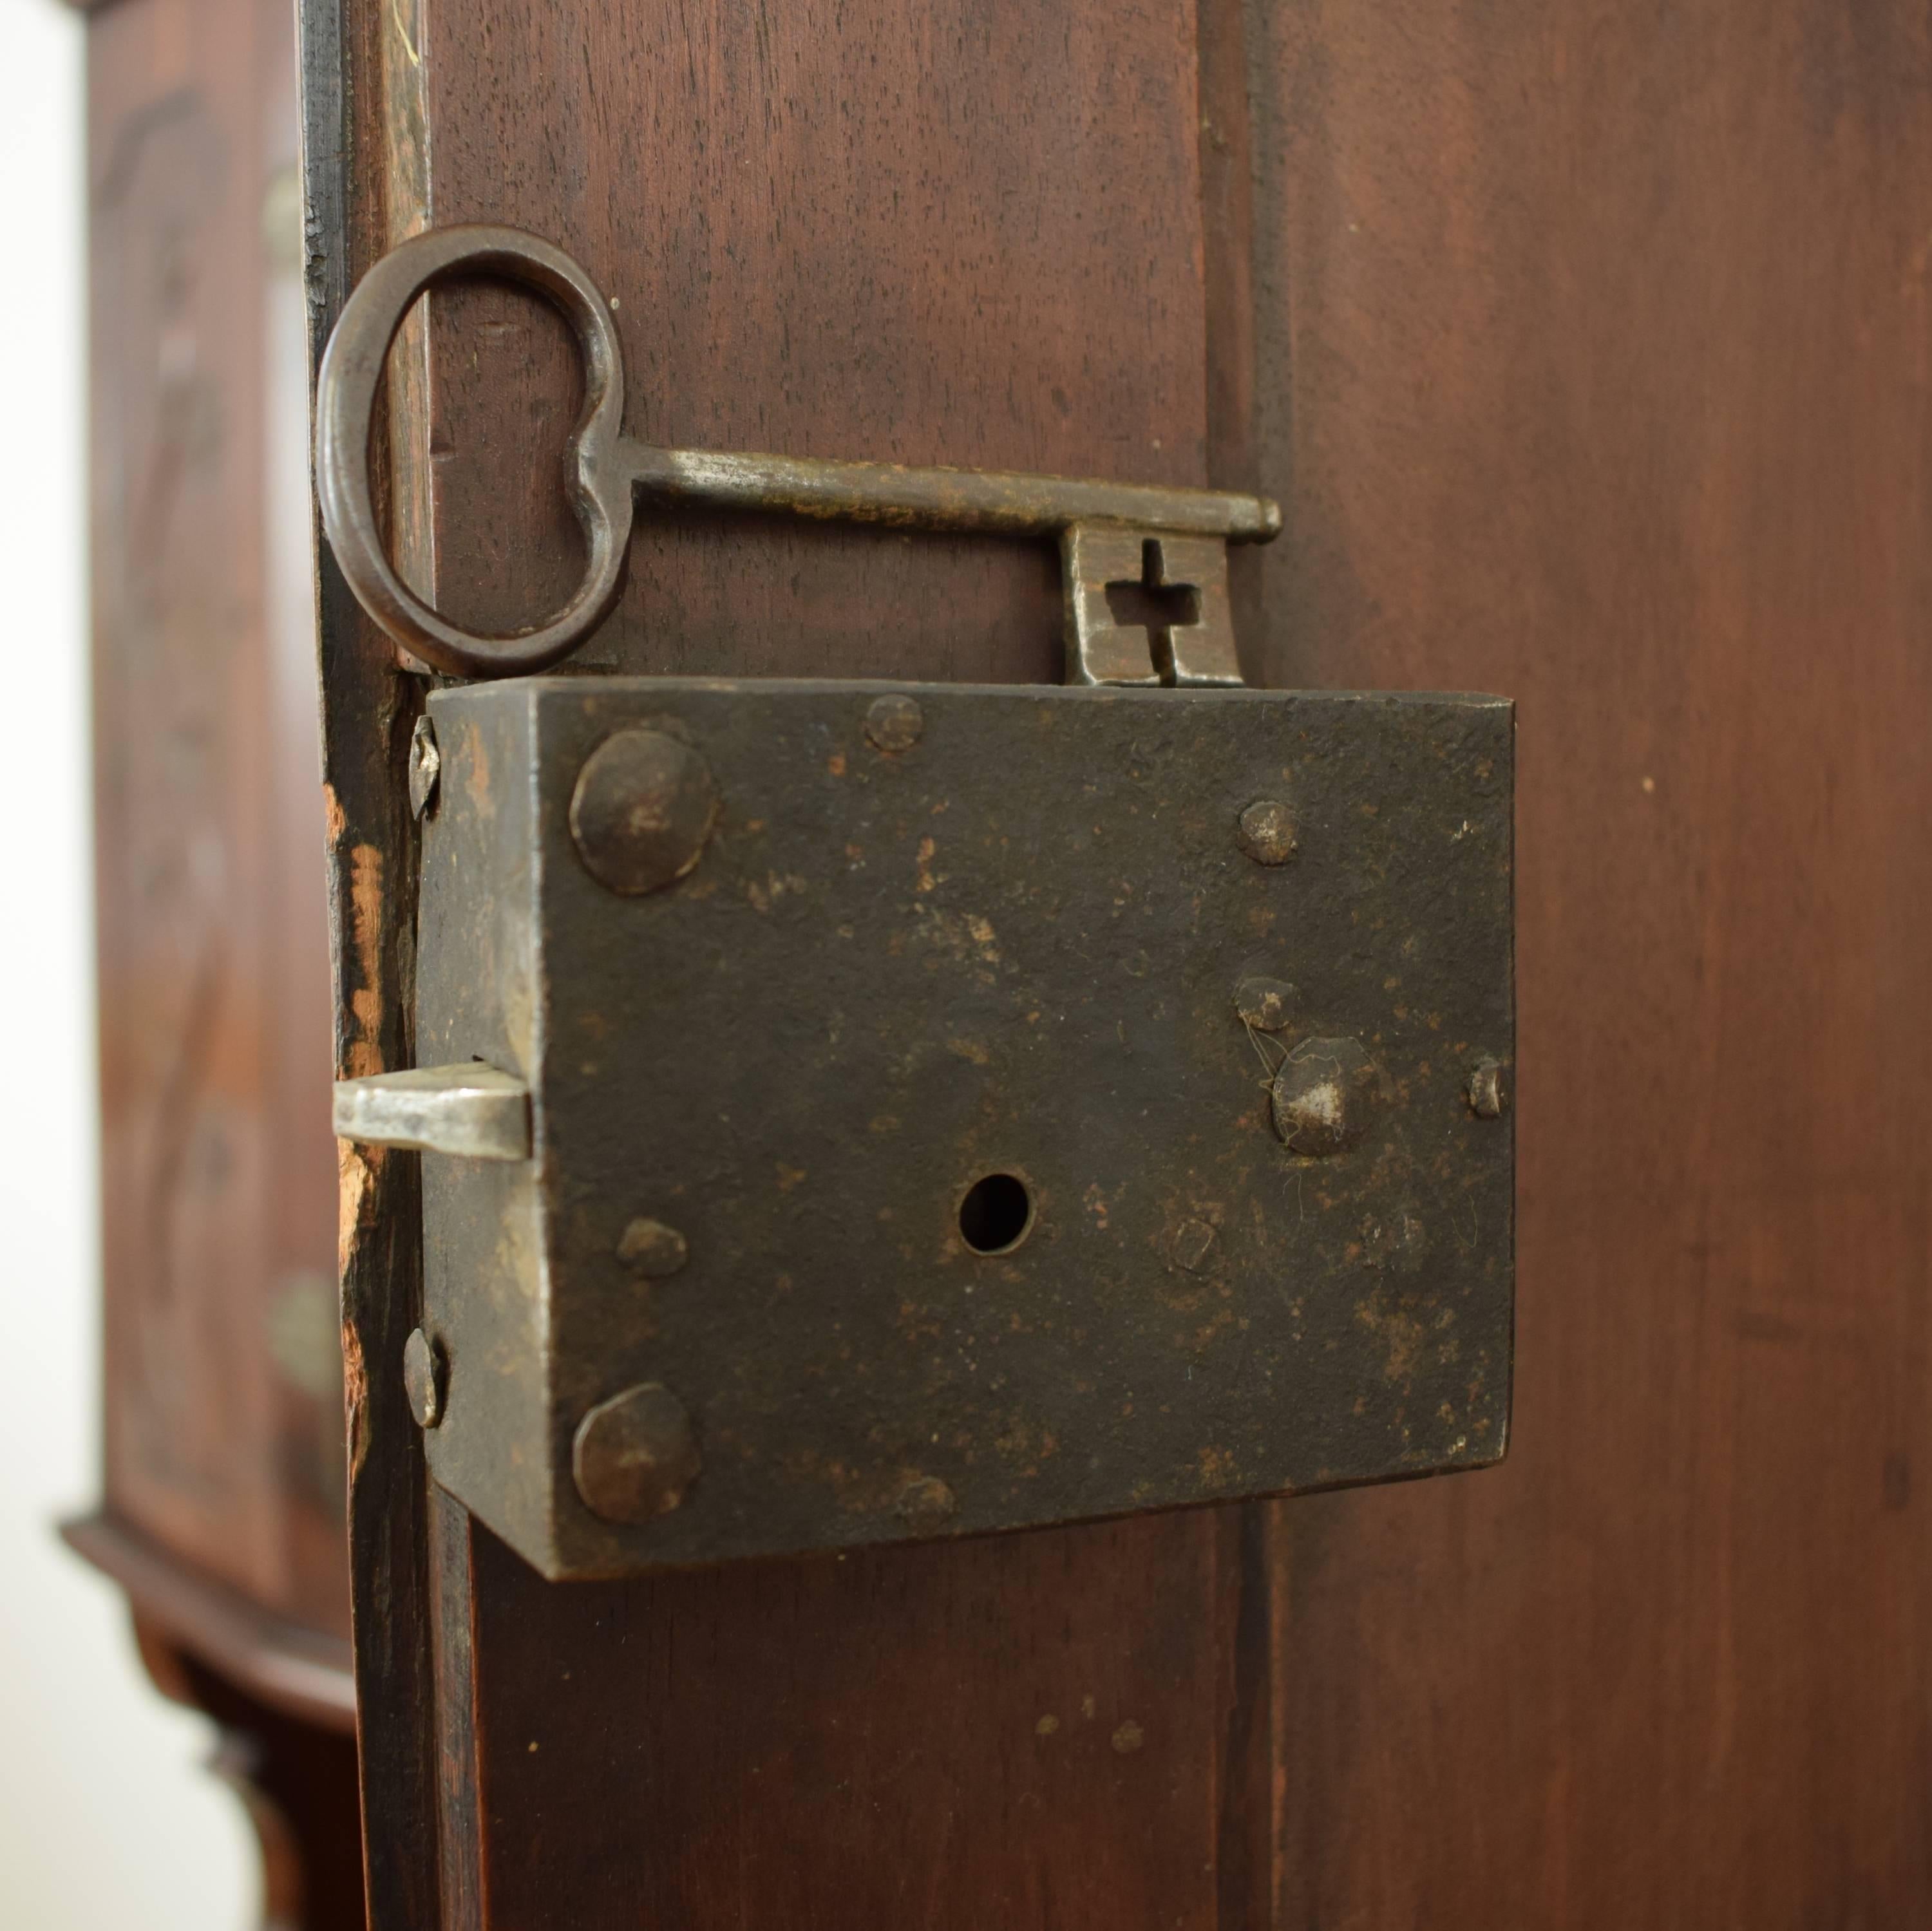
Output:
[316,226,1282,684]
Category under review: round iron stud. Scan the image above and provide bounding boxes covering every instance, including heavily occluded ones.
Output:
[573,1384,702,1523]
[1271,1036,1375,1157]
[617,1216,690,1278]
[569,728,719,896]
[864,694,925,754]
[1236,799,1298,865]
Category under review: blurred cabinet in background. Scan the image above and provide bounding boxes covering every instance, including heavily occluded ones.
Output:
[62,0,361,1923]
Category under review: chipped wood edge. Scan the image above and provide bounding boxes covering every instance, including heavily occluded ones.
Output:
[301,0,442,1919]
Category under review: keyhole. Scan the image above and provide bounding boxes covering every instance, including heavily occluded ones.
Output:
[958,1173,1034,1254]
[1104,538,1201,680]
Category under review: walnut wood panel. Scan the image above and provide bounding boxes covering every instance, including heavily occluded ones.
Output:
[88,0,346,1642]
[468,1512,1251,1928]
[1243,3,1932,1923]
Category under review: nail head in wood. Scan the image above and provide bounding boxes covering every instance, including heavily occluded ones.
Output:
[403,1329,446,1429]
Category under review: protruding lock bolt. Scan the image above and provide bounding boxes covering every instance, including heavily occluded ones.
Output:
[864,694,925,754]
[1468,1057,1510,1120]
[408,715,440,818]
[617,1216,689,1278]
[1271,1035,1375,1156]
[1236,799,1297,865]
[402,1328,446,1429]
[573,1383,702,1523]
[569,728,719,896]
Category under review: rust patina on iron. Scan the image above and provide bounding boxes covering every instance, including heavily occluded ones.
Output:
[408,677,1515,1580]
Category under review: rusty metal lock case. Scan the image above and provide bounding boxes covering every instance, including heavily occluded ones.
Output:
[415,676,1513,1580]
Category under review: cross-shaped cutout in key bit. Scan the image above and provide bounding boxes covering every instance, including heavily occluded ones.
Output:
[1104,539,1202,683]
[1061,522,1244,687]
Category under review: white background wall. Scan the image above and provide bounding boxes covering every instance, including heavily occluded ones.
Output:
[0,1,256,1921]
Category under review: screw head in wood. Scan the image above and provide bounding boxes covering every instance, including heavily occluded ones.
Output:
[402,1327,446,1429]
[573,1384,702,1523]
[864,693,925,754]
[1236,799,1298,865]
[1271,1035,1374,1157]
[569,728,719,896]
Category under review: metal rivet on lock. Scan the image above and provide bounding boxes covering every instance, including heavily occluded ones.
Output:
[403,1327,447,1429]
[569,728,719,896]
[1468,1057,1510,1120]
[1170,1217,1219,1272]
[1271,1037,1374,1156]
[573,1384,702,1523]
[1236,800,1297,866]
[617,1216,688,1278]
[1235,975,1295,1031]
[893,1474,958,1530]
[864,694,925,753]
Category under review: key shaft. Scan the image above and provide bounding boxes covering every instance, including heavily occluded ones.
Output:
[624,442,1280,544]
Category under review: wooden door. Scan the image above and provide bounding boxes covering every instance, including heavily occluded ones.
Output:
[301,0,1932,1924]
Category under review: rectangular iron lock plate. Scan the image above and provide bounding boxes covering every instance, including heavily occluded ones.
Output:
[352,676,1513,1579]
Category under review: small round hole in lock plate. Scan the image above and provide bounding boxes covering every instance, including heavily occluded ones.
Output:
[958,1173,1034,1255]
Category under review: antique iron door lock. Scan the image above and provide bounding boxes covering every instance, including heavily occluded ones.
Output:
[325,227,1514,1581]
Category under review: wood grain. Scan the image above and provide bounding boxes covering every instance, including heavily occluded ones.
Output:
[79,0,377,1919]
[1245,1,1932,1922]
[469,1514,1243,1928]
